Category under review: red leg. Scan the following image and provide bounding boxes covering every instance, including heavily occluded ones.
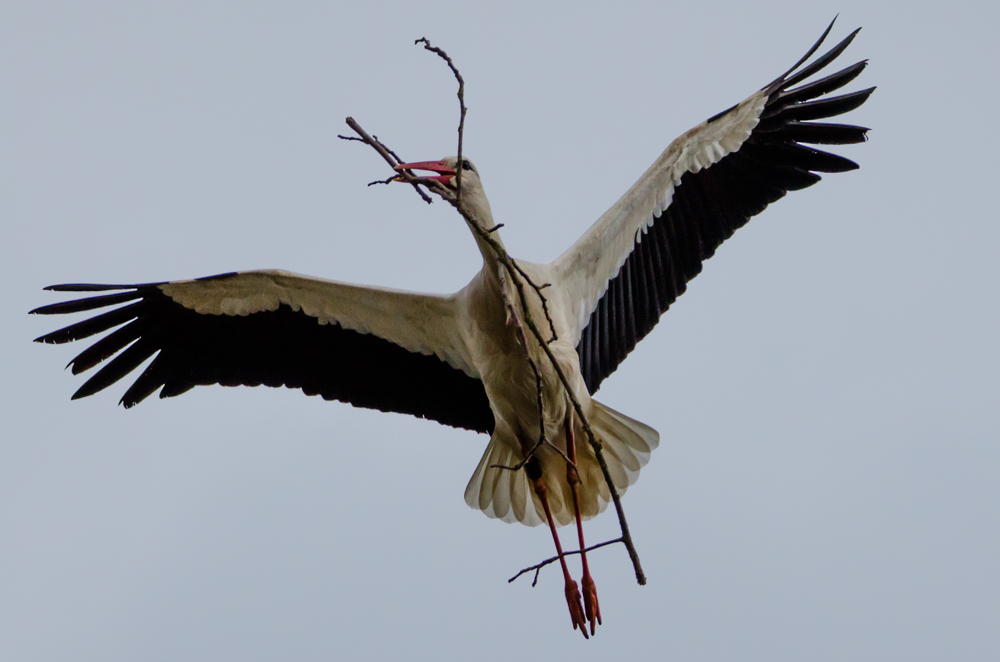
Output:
[565,414,602,635]
[528,459,588,638]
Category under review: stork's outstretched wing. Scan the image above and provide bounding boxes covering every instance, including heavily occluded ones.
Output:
[552,19,873,393]
[31,270,494,434]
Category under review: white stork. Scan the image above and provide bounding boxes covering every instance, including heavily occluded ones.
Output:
[32,21,872,637]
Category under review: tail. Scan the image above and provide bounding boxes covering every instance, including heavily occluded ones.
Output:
[464,400,659,527]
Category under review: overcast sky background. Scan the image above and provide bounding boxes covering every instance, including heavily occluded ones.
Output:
[2,1,997,660]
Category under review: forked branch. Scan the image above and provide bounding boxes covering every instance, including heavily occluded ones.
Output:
[339,119,434,204]
[509,538,624,586]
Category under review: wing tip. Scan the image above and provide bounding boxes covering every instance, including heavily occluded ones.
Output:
[30,302,64,316]
[43,283,141,292]
[33,330,69,344]
[766,19,864,95]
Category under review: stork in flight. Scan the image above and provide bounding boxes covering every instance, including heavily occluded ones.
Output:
[32,21,872,637]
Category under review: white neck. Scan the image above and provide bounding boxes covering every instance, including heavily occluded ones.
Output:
[455,187,504,279]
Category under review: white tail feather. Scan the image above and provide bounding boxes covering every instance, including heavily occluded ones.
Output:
[464,400,659,527]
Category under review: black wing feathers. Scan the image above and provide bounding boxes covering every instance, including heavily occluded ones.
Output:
[32,283,495,434]
[769,88,874,123]
[577,24,872,394]
[774,60,868,107]
[34,301,147,344]
[30,290,145,315]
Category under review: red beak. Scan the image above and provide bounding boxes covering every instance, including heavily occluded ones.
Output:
[393,160,456,184]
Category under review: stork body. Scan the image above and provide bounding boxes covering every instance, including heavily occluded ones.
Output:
[457,237,635,529]
[32,21,873,637]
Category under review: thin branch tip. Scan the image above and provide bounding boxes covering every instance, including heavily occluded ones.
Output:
[416,36,466,199]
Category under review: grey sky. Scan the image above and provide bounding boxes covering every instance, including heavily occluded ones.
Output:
[2,1,997,660]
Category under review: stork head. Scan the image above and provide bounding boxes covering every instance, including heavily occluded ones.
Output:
[393,156,483,195]
[394,156,495,230]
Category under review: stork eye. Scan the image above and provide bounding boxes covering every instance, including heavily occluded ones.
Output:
[461,160,472,171]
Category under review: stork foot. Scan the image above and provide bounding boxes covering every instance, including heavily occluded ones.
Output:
[581,572,602,635]
[564,578,588,638]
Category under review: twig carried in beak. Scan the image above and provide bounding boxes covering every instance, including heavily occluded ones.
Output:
[343,117,434,204]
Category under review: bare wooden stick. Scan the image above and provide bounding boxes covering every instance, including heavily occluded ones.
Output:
[343,44,646,586]
[457,200,647,585]
[340,118,433,204]
[413,43,645,582]
[372,135,404,164]
[508,261,557,344]
[345,114,646,586]
[412,39,567,473]
[488,296,576,471]
[509,538,624,586]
